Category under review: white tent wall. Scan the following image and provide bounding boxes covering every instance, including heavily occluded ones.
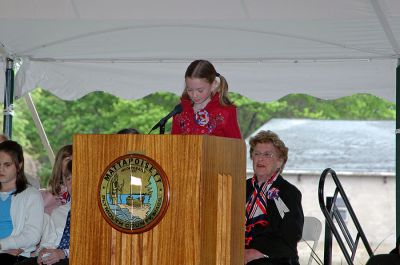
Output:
[13,58,397,102]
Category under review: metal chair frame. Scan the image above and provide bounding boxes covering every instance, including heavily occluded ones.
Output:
[318,168,373,265]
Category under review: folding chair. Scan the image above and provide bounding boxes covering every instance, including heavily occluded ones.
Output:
[302,216,323,265]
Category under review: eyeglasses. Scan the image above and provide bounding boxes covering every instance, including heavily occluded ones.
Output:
[253,152,275,158]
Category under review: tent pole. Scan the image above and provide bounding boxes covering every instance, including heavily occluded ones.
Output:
[3,58,14,138]
[397,58,400,238]
[24,93,55,165]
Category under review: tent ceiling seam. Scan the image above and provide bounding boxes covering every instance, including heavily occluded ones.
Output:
[18,24,391,57]
[25,56,396,63]
[69,0,81,19]
[240,0,250,18]
[370,0,400,56]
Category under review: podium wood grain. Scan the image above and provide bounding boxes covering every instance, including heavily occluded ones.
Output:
[71,134,245,265]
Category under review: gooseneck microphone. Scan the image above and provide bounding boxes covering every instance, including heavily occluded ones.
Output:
[149,104,182,134]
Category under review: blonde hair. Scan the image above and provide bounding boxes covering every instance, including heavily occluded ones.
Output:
[249,130,289,172]
[182,59,233,106]
[48,144,72,195]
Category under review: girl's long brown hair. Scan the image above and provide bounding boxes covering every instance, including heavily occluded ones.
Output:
[182,60,234,106]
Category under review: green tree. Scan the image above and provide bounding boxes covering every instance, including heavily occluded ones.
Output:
[8,89,395,186]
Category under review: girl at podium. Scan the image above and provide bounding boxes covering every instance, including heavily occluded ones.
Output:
[0,141,44,264]
[171,59,242,139]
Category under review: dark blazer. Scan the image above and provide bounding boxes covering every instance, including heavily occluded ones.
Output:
[246,175,304,259]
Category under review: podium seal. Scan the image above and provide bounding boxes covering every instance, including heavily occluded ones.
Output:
[98,154,170,233]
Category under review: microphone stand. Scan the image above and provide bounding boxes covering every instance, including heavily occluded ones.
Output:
[148,104,182,135]
[159,123,166,134]
[148,118,167,134]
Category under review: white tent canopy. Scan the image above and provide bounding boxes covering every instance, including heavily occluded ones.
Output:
[0,0,399,102]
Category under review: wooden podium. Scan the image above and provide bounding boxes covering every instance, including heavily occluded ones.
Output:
[71,134,246,265]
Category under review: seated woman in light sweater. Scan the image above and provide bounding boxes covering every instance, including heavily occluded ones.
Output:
[16,160,73,265]
[0,140,44,264]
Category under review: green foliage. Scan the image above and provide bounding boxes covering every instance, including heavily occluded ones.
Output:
[232,93,395,138]
[9,89,395,186]
[110,92,180,134]
[274,94,395,120]
[231,93,288,137]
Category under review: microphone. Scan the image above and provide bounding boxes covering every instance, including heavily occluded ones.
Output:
[149,104,183,134]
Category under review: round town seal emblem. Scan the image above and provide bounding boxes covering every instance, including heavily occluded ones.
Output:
[98,154,170,233]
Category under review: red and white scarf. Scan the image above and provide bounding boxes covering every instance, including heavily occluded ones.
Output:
[245,171,279,222]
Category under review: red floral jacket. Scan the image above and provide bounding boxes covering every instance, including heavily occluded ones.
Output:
[171,93,242,139]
